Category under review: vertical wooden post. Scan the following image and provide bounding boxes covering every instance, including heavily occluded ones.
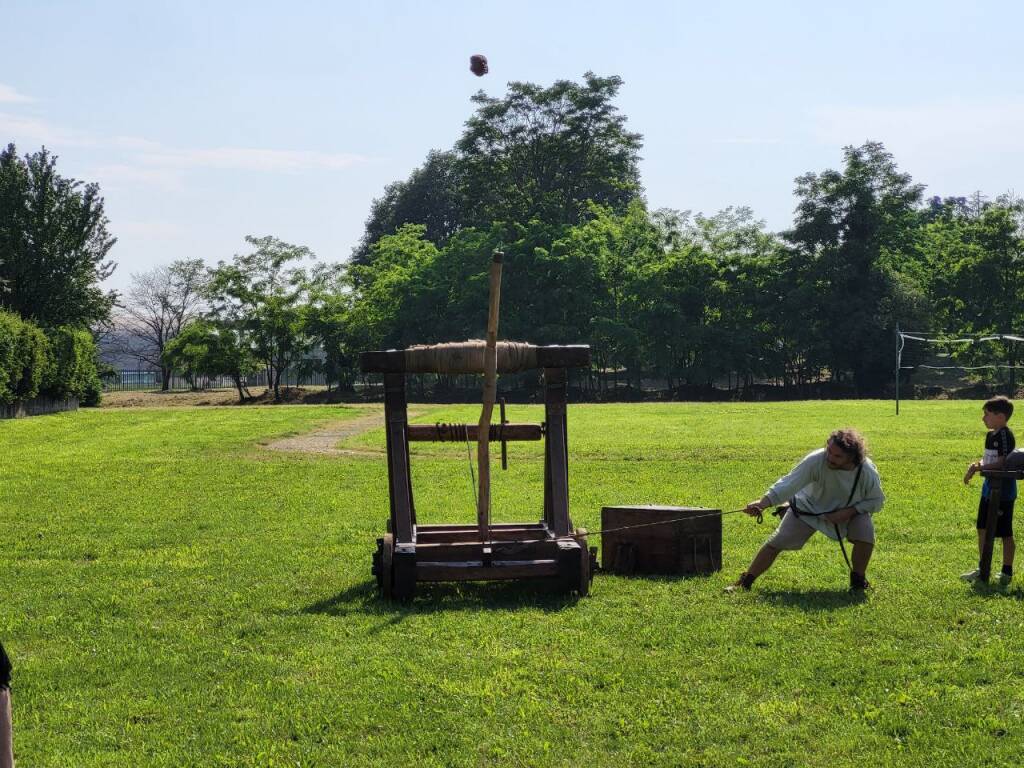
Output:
[383,373,414,544]
[544,367,571,537]
[979,476,1003,582]
[476,251,503,541]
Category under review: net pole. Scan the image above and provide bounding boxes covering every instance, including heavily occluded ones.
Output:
[895,324,903,415]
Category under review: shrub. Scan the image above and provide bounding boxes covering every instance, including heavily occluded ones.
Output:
[42,326,103,405]
[0,310,52,405]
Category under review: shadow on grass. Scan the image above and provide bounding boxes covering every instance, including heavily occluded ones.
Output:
[970,581,1024,600]
[755,587,869,611]
[301,579,583,620]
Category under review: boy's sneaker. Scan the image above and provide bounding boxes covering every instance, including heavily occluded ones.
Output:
[999,571,1013,587]
[959,568,985,583]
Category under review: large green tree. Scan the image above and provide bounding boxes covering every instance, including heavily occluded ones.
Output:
[356,73,644,265]
[206,236,316,401]
[0,144,117,328]
[352,151,463,267]
[921,195,1024,388]
[784,141,928,392]
[456,72,643,229]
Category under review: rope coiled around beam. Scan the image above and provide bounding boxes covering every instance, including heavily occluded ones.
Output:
[404,340,537,374]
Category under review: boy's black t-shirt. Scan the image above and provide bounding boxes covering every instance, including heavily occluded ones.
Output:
[982,426,1017,500]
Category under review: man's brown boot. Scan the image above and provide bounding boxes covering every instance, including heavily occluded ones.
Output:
[724,572,756,593]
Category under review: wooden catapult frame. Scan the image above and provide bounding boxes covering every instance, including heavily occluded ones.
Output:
[361,343,594,600]
[363,252,597,600]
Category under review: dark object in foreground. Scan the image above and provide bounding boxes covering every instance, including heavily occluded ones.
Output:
[601,505,722,576]
[978,469,1024,581]
[364,342,594,600]
[0,643,9,689]
[0,642,11,768]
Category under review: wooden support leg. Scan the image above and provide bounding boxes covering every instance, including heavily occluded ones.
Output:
[544,368,571,537]
[980,478,1003,582]
[384,373,414,545]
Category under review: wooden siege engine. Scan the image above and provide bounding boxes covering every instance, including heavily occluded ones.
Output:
[361,340,594,600]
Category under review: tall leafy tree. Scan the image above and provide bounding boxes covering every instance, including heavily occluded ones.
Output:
[206,236,316,401]
[352,150,463,267]
[922,196,1024,389]
[0,144,116,328]
[163,319,256,401]
[355,73,644,266]
[457,72,643,229]
[784,141,927,392]
[119,259,207,390]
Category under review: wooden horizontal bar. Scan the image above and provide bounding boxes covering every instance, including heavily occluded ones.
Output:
[416,525,553,544]
[980,470,1024,479]
[413,540,561,561]
[407,423,542,442]
[360,344,590,373]
[417,522,548,531]
[416,560,560,582]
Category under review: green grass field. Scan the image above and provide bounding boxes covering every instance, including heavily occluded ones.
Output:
[2,401,1022,766]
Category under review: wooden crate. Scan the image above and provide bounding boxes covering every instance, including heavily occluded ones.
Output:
[601,505,721,575]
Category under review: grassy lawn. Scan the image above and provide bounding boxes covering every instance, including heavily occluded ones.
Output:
[2,401,1022,766]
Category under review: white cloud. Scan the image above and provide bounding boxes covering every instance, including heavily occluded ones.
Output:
[0,84,33,103]
[91,163,186,193]
[0,112,92,147]
[102,135,370,186]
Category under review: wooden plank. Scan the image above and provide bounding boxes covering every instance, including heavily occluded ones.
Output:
[417,560,560,581]
[601,506,722,575]
[413,524,548,536]
[979,477,1003,582]
[360,345,590,373]
[407,423,542,442]
[414,540,561,562]
[477,251,504,543]
[416,525,552,544]
[545,368,571,537]
[383,373,414,544]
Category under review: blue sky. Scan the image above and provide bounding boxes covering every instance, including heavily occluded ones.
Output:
[2,0,1022,292]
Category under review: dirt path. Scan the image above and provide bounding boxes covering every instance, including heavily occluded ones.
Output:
[264,408,428,456]
[264,410,385,456]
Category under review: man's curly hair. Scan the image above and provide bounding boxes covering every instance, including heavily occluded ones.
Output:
[829,428,867,466]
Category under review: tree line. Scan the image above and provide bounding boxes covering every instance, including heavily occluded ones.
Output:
[5,73,1022,404]
[0,145,110,406]
[330,73,1024,398]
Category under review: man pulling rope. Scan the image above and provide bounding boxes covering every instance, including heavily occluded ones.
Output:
[725,428,886,594]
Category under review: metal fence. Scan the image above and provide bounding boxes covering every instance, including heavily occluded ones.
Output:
[103,369,330,392]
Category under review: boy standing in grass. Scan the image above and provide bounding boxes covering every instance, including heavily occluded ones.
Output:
[962,395,1016,585]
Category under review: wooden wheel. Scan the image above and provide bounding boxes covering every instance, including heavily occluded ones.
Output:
[574,528,591,596]
[380,533,394,599]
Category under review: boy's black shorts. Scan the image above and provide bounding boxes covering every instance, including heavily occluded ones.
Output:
[976,496,1015,538]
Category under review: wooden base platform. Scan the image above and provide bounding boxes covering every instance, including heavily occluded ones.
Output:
[372,523,596,600]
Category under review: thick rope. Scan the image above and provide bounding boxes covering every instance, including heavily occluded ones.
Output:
[404,341,536,374]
